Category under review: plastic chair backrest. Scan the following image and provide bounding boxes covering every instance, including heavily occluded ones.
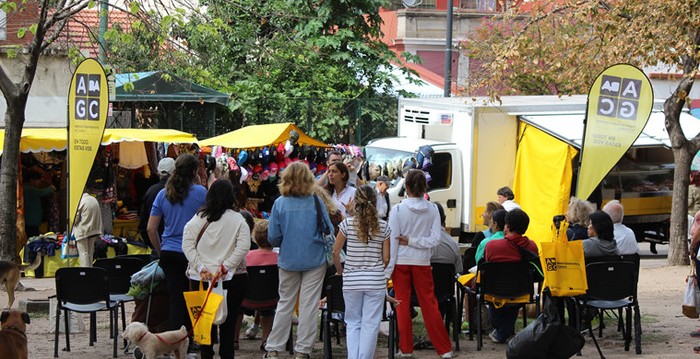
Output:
[94,257,146,295]
[462,247,477,272]
[325,274,345,314]
[241,265,279,310]
[55,267,111,305]
[585,261,637,301]
[431,263,456,301]
[478,261,534,299]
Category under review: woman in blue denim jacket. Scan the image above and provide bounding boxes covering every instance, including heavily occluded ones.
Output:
[264,161,332,359]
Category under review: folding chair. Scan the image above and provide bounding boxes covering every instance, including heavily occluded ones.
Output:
[577,260,641,357]
[321,274,345,359]
[52,267,119,358]
[94,256,146,348]
[474,261,540,351]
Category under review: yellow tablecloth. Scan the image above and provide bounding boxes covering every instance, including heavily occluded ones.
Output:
[21,243,151,278]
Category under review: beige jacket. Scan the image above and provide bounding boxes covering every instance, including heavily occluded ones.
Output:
[73,193,102,240]
[182,209,250,280]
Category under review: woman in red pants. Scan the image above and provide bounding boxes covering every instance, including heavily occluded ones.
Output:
[385,169,452,358]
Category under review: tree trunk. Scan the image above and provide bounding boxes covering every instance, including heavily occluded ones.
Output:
[669,145,692,265]
[0,97,25,262]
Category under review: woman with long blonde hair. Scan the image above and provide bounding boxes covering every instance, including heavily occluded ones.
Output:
[332,185,390,359]
[264,162,332,359]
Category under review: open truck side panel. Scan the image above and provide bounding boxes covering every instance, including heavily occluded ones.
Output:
[369,95,699,244]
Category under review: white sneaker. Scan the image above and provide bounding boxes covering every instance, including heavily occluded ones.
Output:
[246,325,260,339]
[441,351,454,358]
[395,351,414,358]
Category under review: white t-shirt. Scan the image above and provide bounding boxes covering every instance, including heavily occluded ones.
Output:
[613,223,639,255]
[502,200,521,211]
[333,185,356,218]
[376,190,389,220]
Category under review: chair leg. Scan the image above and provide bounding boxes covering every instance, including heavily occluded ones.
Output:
[598,309,604,338]
[64,309,71,351]
[476,296,482,351]
[624,306,632,352]
[634,303,642,354]
[286,324,294,355]
[451,301,460,351]
[54,305,61,357]
[588,315,606,359]
[90,312,97,345]
[322,312,332,359]
[112,308,118,358]
[120,302,128,349]
[388,311,395,358]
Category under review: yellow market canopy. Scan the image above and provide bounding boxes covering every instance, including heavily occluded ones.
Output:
[102,128,198,145]
[199,122,327,149]
[0,128,198,153]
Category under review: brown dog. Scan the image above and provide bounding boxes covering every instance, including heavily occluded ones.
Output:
[0,309,30,359]
[0,255,41,309]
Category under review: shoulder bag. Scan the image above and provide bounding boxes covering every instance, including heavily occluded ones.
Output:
[194,220,228,325]
[313,195,346,266]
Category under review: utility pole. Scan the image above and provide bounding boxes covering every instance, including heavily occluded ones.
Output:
[443,0,453,97]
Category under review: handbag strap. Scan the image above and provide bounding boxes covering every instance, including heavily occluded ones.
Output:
[313,195,330,235]
[195,220,211,249]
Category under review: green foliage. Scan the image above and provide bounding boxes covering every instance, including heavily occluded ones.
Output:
[106,0,411,144]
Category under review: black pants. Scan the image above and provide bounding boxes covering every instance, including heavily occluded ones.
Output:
[195,273,248,359]
[160,251,191,331]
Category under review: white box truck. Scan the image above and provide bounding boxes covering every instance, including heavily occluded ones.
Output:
[364,95,700,245]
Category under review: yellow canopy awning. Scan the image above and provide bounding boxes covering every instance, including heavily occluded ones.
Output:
[0,128,198,153]
[102,128,198,145]
[199,122,327,149]
[20,128,69,153]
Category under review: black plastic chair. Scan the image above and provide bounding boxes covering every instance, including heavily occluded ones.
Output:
[382,297,398,359]
[430,263,460,351]
[53,267,118,358]
[241,265,292,355]
[577,260,641,357]
[321,274,345,359]
[474,260,540,351]
[93,257,145,348]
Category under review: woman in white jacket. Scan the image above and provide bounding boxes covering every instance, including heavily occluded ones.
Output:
[385,169,452,358]
[182,179,251,359]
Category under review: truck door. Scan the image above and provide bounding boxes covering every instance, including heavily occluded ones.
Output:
[427,149,462,236]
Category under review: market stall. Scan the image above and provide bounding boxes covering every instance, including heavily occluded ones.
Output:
[199,122,328,215]
[12,127,198,277]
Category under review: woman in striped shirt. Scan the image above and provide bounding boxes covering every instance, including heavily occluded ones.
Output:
[332,185,391,359]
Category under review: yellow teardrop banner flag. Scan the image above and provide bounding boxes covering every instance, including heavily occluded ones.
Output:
[576,64,654,200]
[67,59,108,235]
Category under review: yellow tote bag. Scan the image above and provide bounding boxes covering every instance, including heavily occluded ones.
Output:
[183,280,224,345]
[539,221,588,297]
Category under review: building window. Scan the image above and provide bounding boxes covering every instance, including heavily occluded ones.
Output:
[0,11,6,40]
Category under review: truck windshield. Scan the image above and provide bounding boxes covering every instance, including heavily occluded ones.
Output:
[365,147,413,164]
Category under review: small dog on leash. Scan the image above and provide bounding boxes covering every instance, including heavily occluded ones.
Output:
[0,255,42,308]
[0,309,30,359]
[122,321,189,359]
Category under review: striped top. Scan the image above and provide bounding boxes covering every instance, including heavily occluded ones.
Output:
[340,217,391,291]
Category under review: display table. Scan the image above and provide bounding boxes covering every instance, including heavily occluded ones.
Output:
[113,219,141,240]
[21,243,150,278]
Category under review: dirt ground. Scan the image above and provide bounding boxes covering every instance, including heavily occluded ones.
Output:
[3,243,700,358]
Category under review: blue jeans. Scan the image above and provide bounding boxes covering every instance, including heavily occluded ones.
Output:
[488,304,519,341]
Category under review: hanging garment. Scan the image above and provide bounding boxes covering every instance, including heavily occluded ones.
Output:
[118,142,149,169]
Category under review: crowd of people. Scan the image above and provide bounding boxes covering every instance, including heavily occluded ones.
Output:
[135,145,652,359]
